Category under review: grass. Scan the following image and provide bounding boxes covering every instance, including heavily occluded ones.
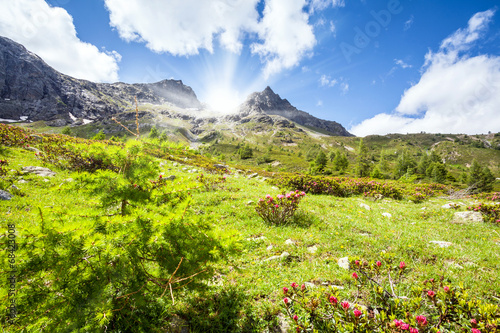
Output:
[1,124,499,332]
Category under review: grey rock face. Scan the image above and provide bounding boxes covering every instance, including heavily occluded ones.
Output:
[0,36,202,122]
[237,86,353,137]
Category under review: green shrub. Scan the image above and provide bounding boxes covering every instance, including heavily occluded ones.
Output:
[255,191,306,225]
[92,130,106,140]
[281,259,500,332]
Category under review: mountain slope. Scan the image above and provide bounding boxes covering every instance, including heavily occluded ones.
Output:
[237,86,353,136]
[0,36,201,123]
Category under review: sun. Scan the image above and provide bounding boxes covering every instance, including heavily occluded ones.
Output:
[205,85,245,114]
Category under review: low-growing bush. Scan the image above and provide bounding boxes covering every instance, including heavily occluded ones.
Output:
[255,191,306,225]
[197,173,227,192]
[468,203,500,224]
[270,174,449,202]
[281,259,500,332]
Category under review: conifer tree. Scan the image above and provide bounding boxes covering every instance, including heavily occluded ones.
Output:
[356,139,370,177]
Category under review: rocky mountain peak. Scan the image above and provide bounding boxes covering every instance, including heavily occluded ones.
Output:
[0,35,202,123]
[238,86,353,137]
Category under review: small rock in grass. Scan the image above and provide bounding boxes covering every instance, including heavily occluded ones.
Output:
[247,173,258,179]
[307,245,318,254]
[430,241,452,248]
[213,164,228,170]
[22,166,56,177]
[246,200,255,205]
[272,186,279,190]
[285,239,295,246]
[263,255,281,262]
[382,212,392,218]
[276,313,291,333]
[266,245,273,251]
[280,251,290,258]
[359,203,371,211]
[25,146,41,153]
[338,257,349,270]
[165,175,176,181]
[247,236,266,241]
[182,167,188,171]
[441,203,453,209]
[17,179,28,184]
[0,190,12,200]
[452,211,483,224]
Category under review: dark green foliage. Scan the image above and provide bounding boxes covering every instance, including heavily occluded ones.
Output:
[468,159,496,193]
[370,165,383,179]
[238,144,253,160]
[313,151,328,172]
[393,150,416,179]
[431,162,447,183]
[305,149,318,161]
[417,154,430,174]
[333,152,349,172]
[328,150,336,162]
[92,129,106,140]
[61,126,72,136]
[149,125,160,138]
[356,139,370,177]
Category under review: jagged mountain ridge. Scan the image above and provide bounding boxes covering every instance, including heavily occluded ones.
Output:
[236,86,353,136]
[0,35,352,137]
[0,36,201,123]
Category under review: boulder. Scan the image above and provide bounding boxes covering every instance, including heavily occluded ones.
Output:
[452,211,483,224]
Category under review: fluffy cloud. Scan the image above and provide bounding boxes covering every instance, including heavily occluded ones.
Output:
[251,0,316,78]
[0,0,120,82]
[350,9,500,137]
[309,0,345,13]
[105,0,340,78]
[105,0,260,55]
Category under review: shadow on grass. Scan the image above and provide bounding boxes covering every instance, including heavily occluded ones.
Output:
[289,209,319,228]
[176,287,279,333]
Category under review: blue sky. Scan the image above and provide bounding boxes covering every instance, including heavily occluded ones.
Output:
[1,0,499,136]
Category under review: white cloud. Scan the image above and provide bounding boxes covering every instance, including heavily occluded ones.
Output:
[404,15,414,31]
[105,0,260,55]
[329,21,337,36]
[105,0,331,78]
[316,100,323,107]
[309,0,345,13]
[340,82,349,94]
[351,9,500,137]
[319,74,337,87]
[394,59,412,69]
[0,0,120,82]
[251,0,316,78]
